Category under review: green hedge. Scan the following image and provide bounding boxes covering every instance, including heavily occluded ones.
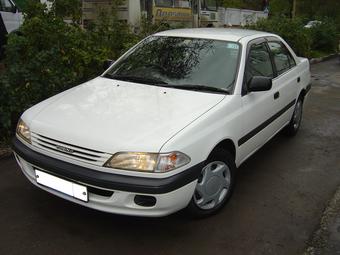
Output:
[248,16,339,58]
[248,17,313,57]
[309,18,339,53]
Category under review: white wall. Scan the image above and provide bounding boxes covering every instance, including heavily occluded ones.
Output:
[218,8,268,27]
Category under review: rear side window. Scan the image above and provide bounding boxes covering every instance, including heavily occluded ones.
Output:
[267,41,296,75]
[245,42,274,84]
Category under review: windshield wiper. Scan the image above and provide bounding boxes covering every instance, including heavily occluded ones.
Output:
[158,84,230,94]
[103,73,168,85]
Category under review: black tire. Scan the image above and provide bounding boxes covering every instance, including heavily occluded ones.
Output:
[284,97,303,136]
[185,148,236,218]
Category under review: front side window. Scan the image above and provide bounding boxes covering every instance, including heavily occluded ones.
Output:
[201,0,217,11]
[245,42,274,85]
[155,0,190,8]
[105,36,241,93]
[267,41,296,75]
[174,0,190,8]
[155,0,173,7]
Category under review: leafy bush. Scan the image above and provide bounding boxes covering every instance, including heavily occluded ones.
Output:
[248,16,340,57]
[309,18,339,53]
[0,0,138,142]
[248,16,313,57]
[138,16,171,39]
[268,0,293,17]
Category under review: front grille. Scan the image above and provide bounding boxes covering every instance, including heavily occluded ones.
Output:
[31,133,112,166]
[210,12,216,20]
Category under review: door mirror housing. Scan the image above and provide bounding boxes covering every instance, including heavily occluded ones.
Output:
[103,59,114,70]
[248,76,272,92]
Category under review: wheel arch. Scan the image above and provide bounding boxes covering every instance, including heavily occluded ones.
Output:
[298,88,307,102]
[210,138,236,162]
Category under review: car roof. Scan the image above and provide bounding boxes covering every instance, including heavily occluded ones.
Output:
[155,28,275,42]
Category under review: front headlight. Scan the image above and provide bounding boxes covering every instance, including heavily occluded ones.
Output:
[104,151,190,173]
[16,119,31,144]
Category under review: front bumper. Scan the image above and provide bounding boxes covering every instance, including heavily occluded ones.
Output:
[13,137,202,217]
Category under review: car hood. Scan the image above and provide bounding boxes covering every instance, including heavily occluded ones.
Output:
[29,77,225,153]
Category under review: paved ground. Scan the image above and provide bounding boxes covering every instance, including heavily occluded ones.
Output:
[0,58,339,255]
[308,186,340,255]
[304,57,340,255]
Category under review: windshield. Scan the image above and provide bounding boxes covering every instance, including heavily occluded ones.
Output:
[104,36,241,93]
[154,0,173,7]
[154,0,191,8]
[201,0,218,11]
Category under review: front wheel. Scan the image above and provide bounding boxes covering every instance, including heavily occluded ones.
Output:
[284,97,303,136]
[186,149,236,218]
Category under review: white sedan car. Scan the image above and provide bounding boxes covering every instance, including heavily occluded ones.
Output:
[13,29,311,217]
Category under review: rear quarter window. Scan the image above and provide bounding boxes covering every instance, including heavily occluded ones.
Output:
[268,41,296,76]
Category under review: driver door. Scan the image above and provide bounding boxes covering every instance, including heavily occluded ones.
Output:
[238,39,278,161]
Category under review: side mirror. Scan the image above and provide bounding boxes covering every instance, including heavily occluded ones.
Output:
[248,76,272,92]
[103,59,114,70]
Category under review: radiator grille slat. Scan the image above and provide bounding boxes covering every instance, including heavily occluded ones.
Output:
[31,133,112,166]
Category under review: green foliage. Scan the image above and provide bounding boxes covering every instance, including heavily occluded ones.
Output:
[309,18,339,53]
[0,0,138,141]
[51,0,82,23]
[0,73,13,140]
[23,0,49,19]
[138,16,171,39]
[88,8,139,60]
[14,0,27,11]
[249,15,339,58]
[269,0,292,17]
[222,0,244,9]
[248,16,312,57]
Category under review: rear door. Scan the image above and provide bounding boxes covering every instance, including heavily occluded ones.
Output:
[266,38,299,127]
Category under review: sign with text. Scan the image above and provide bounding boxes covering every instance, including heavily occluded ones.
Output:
[153,7,192,22]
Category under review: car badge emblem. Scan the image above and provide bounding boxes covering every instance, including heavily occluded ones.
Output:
[56,145,74,154]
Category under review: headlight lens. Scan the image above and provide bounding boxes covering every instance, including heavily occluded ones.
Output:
[104,151,190,173]
[16,119,31,143]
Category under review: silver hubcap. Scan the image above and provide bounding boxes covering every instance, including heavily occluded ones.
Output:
[194,161,231,210]
[293,100,303,130]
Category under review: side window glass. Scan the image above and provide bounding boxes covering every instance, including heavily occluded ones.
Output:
[0,0,13,12]
[286,50,296,68]
[268,41,295,75]
[246,42,274,84]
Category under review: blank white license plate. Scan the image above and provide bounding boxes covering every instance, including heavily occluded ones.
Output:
[35,170,88,202]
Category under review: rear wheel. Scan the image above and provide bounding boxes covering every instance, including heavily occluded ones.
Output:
[186,149,235,218]
[284,97,303,136]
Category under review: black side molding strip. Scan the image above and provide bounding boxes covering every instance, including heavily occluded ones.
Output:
[12,137,203,194]
[238,99,296,146]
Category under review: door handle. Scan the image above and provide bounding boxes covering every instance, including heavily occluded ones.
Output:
[274,91,280,100]
[297,77,301,83]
